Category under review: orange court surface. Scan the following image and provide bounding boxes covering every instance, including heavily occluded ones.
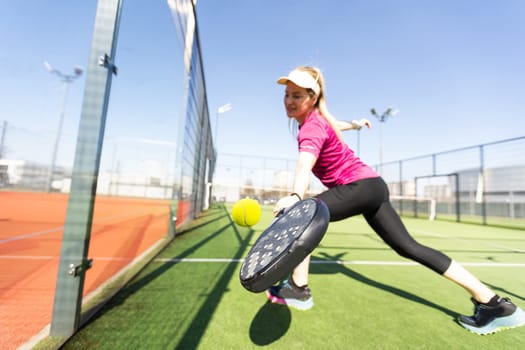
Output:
[0,191,171,350]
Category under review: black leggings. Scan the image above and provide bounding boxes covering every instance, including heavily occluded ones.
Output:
[315,177,452,274]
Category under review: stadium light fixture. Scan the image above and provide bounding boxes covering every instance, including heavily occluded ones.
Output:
[370,106,399,175]
[215,102,232,149]
[44,61,83,192]
[43,61,54,73]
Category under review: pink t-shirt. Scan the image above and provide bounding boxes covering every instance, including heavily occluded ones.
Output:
[298,109,378,188]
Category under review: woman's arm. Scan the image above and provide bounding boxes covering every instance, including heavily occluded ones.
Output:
[292,151,317,198]
[335,118,372,131]
[273,152,317,215]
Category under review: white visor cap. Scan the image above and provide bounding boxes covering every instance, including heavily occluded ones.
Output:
[277,69,320,96]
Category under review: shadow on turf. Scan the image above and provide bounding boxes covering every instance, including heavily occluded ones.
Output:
[63,204,257,350]
[249,301,291,345]
[310,252,458,319]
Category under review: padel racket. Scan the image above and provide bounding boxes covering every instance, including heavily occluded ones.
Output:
[239,198,330,293]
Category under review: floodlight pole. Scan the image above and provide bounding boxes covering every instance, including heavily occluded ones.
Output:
[0,120,6,158]
[44,61,83,192]
[370,107,398,175]
[211,103,232,203]
[215,102,232,149]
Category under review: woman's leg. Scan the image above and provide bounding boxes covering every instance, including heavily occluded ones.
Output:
[291,255,310,287]
[443,261,495,303]
[364,199,453,274]
[275,178,524,332]
[365,202,525,333]
[365,199,495,301]
[298,177,495,301]
[360,180,525,333]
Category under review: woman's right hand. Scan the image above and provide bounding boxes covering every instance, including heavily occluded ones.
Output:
[273,195,301,216]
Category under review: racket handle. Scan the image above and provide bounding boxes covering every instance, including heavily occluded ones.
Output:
[268,208,286,225]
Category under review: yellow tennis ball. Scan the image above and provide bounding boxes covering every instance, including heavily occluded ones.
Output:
[231,198,262,227]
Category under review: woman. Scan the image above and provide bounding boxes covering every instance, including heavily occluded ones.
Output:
[267,65,525,335]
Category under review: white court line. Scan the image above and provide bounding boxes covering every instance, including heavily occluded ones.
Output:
[0,227,63,244]
[0,255,56,260]
[0,210,157,245]
[3,256,524,267]
[156,258,244,263]
[155,257,525,267]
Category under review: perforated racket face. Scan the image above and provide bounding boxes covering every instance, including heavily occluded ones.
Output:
[240,199,318,280]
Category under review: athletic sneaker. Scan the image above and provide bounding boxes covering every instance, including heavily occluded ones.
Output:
[266,277,314,310]
[458,296,525,335]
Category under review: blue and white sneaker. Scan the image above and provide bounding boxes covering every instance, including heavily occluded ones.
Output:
[458,296,525,335]
[266,277,314,310]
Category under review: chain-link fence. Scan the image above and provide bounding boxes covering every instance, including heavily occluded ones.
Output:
[213,136,525,229]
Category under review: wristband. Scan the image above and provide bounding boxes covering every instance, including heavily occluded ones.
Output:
[290,193,302,200]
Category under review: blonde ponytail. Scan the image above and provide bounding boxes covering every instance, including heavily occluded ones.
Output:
[317,97,344,143]
[297,66,344,143]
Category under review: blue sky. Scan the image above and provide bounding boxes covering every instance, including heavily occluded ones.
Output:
[197,0,525,165]
[1,1,524,172]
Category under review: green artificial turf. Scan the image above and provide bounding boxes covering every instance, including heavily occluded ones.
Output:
[57,203,525,349]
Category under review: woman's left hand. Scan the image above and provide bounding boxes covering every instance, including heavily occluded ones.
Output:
[337,118,372,131]
[351,118,372,130]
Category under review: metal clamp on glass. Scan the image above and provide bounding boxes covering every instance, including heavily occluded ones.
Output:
[98,53,118,75]
[68,258,93,277]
